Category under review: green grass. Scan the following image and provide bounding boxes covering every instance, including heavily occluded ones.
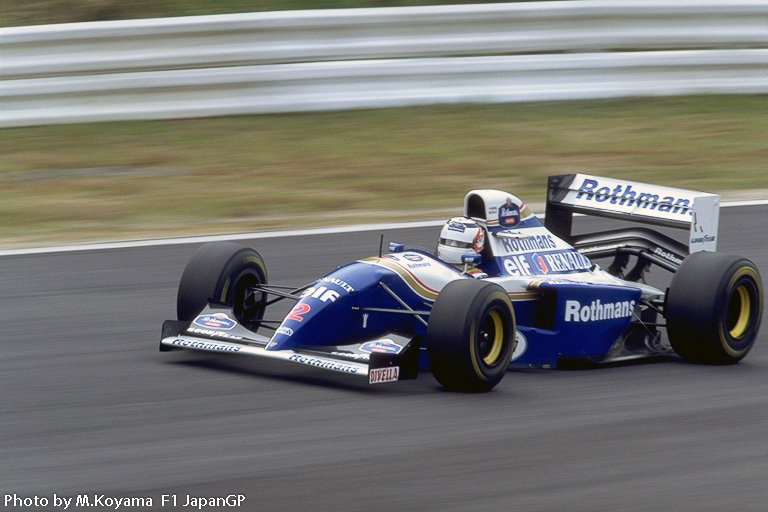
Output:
[3,3,765,248]
[1,95,767,247]
[0,0,518,27]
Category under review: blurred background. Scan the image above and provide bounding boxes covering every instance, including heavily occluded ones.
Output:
[1,0,766,248]
[3,4,768,511]
[1,0,519,26]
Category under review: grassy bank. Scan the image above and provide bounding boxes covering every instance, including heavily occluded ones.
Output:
[1,95,766,247]
[1,0,515,27]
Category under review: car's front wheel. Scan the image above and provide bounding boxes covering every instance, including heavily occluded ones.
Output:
[176,242,268,331]
[427,279,516,392]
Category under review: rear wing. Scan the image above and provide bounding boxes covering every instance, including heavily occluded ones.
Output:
[545,174,720,253]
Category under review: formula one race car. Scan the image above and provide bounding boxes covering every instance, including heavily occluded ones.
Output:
[160,174,763,392]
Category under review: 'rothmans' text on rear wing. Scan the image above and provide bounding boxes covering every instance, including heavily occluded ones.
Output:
[545,173,720,253]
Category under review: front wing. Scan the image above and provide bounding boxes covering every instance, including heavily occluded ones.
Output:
[160,304,419,385]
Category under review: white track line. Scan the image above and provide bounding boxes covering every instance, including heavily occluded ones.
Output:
[1,199,766,257]
[0,220,445,256]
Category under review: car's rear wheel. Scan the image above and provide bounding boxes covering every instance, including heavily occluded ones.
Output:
[177,242,268,331]
[427,280,516,392]
[666,252,762,364]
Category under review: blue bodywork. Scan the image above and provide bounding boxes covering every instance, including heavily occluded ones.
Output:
[510,281,641,367]
[265,245,644,369]
[267,259,431,351]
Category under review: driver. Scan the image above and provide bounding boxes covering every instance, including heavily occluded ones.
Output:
[436,217,487,277]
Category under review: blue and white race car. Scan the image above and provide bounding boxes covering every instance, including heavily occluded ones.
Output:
[160,174,763,392]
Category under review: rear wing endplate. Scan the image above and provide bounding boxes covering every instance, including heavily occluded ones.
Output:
[545,174,719,253]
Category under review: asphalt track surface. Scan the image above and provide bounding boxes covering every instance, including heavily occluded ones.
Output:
[3,205,768,512]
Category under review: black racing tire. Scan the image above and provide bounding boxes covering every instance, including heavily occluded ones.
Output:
[176,242,268,331]
[666,252,763,364]
[427,280,516,392]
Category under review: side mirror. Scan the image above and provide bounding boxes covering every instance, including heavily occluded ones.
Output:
[461,254,482,266]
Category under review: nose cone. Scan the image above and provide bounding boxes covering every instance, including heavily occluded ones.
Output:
[266,263,380,351]
[267,285,352,350]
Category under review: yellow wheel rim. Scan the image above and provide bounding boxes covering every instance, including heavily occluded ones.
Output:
[729,285,751,339]
[482,309,505,365]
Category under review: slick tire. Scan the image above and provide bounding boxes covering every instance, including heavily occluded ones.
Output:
[176,242,268,331]
[666,252,763,364]
[427,280,516,392]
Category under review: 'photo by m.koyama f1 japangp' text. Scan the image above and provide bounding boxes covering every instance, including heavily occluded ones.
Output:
[3,493,246,510]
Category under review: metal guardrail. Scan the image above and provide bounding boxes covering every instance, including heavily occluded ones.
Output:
[4,51,767,127]
[2,0,767,79]
[1,0,767,127]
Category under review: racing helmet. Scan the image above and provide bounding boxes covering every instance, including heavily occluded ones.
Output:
[437,217,485,265]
